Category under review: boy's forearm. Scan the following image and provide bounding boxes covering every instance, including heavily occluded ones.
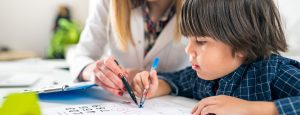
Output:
[247,101,279,115]
[153,79,172,97]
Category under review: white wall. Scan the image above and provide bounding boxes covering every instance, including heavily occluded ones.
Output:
[0,0,89,57]
[277,0,300,54]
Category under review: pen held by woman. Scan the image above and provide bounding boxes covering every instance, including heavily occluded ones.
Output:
[114,59,139,106]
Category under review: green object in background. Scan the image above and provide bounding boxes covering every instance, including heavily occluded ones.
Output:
[48,19,81,59]
[0,92,41,115]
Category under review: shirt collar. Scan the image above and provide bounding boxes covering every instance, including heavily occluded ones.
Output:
[219,64,248,83]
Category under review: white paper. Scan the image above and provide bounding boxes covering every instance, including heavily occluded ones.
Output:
[43,99,192,115]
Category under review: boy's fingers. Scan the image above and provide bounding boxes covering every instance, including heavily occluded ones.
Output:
[149,70,158,89]
[141,71,150,89]
[150,70,158,82]
[134,73,144,89]
[193,97,217,115]
[145,70,158,98]
[200,105,217,115]
[192,105,198,114]
[133,83,143,97]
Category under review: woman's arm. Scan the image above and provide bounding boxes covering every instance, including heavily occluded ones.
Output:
[67,0,110,80]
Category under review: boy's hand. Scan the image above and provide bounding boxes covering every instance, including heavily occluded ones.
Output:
[132,70,158,98]
[192,95,279,115]
[192,95,248,115]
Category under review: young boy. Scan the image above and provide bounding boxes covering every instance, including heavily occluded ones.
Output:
[132,0,300,114]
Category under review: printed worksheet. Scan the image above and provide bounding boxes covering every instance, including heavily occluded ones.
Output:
[43,99,192,115]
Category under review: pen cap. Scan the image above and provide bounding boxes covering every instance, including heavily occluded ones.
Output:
[151,58,159,70]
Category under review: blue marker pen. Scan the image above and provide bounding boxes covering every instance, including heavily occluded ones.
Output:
[139,57,159,108]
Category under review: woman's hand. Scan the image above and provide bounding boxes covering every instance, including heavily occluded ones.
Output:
[192,95,279,115]
[132,70,159,98]
[82,56,127,96]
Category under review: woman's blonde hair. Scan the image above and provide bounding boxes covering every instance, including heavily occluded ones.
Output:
[110,0,183,51]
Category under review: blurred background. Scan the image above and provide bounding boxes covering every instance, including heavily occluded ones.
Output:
[0,0,88,60]
[0,0,299,61]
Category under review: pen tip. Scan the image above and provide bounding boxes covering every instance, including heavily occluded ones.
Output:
[139,105,143,108]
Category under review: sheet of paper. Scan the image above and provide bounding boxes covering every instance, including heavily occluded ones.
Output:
[43,99,191,115]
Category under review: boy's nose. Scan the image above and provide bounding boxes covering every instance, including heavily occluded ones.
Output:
[185,41,196,58]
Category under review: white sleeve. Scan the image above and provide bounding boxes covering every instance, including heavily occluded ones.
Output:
[67,0,110,80]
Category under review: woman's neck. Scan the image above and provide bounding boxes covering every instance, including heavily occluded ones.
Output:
[147,0,173,22]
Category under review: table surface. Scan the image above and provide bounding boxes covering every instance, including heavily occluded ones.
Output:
[0,58,198,114]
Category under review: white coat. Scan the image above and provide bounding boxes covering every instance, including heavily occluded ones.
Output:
[67,0,190,79]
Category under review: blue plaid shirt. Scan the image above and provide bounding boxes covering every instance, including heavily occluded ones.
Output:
[158,54,300,115]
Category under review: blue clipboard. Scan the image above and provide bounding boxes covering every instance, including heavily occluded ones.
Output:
[23,82,97,94]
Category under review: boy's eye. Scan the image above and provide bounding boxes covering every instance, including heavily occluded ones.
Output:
[196,41,207,45]
[195,38,207,45]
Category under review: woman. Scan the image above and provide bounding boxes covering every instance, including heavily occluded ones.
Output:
[67,0,189,96]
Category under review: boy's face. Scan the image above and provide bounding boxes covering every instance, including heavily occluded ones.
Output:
[185,36,245,80]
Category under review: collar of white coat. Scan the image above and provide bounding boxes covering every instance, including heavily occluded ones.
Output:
[130,6,179,67]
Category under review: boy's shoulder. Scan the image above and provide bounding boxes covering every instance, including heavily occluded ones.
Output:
[252,54,299,66]
[249,54,300,75]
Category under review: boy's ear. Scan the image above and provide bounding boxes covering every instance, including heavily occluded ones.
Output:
[235,51,245,58]
[234,51,246,63]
